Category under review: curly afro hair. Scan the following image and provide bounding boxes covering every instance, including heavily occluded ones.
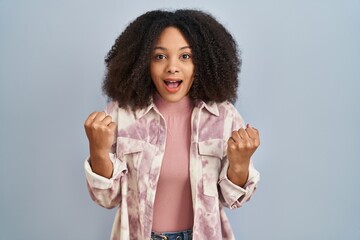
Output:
[103,9,241,110]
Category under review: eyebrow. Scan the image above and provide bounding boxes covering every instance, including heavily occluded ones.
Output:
[153,46,191,51]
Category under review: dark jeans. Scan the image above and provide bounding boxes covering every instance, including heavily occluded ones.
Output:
[151,229,193,240]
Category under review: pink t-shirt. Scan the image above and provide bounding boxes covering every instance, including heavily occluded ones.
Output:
[152,94,194,232]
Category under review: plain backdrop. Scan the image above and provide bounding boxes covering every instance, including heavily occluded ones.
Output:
[1,0,359,239]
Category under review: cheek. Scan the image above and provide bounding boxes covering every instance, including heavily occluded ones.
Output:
[149,66,158,82]
[150,64,162,80]
[188,63,195,76]
[188,66,195,81]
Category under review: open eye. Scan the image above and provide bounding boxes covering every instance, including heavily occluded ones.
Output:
[181,53,192,60]
[154,54,167,60]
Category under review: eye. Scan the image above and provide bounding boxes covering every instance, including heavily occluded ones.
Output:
[154,54,166,60]
[181,53,192,60]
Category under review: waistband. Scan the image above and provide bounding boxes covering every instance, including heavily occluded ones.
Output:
[151,229,193,240]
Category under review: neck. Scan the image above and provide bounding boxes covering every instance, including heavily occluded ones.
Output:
[154,93,193,116]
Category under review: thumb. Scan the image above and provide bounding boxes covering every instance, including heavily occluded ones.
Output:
[108,122,117,131]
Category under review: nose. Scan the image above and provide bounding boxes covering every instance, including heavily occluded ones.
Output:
[166,58,179,74]
[167,67,179,74]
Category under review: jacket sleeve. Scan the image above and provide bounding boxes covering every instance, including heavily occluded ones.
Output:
[218,160,260,209]
[217,102,260,209]
[84,101,128,209]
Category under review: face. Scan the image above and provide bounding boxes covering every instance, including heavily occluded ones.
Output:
[150,27,194,103]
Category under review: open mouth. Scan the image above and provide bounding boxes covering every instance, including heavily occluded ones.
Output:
[164,80,183,89]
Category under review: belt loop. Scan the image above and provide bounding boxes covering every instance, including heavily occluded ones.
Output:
[159,235,168,240]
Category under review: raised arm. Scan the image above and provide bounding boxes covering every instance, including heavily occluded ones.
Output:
[83,104,127,209]
[84,111,116,179]
[227,124,260,187]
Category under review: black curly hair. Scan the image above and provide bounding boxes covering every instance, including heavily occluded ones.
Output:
[103,9,241,110]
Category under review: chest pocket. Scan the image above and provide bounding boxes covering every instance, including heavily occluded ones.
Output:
[198,139,224,197]
[116,137,156,176]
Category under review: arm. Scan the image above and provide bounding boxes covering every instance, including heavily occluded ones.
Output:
[218,158,260,209]
[218,104,260,208]
[84,111,115,179]
[83,103,127,208]
[227,123,260,187]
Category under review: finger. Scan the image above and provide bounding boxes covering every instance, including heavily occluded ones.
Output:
[247,124,259,133]
[246,125,260,147]
[92,111,107,123]
[227,138,237,151]
[102,115,113,125]
[230,130,242,143]
[108,122,117,131]
[228,134,248,150]
[228,136,237,145]
[238,128,250,140]
[245,126,259,140]
[84,111,100,127]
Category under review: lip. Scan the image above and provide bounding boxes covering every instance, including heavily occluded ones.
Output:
[164,77,182,81]
[163,78,183,93]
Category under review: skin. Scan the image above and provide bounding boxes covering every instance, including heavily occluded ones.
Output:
[84,26,260,187]
[150,27,195,103]
[84,111,115,178]
[227,124,260,187]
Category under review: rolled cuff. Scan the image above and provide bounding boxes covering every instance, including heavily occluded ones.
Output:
[84,153,127,190]
[218,160,260,209]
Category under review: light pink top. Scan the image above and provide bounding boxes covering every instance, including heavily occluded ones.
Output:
[85,98,260,239]
[152,94,194,232]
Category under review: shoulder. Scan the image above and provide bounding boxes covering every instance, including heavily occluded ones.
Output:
[105,101,135,115]
[104,101,119,115]
[104,101,135,124]
[215,101,241,116]
[216,101,245,129]
[199,100,239,117]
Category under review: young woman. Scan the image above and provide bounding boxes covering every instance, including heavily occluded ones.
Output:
[84,9,260,240]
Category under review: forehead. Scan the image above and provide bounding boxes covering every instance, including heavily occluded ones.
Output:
[154,27,190,48]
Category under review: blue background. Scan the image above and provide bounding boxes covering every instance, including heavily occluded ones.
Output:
[1,0,359,239]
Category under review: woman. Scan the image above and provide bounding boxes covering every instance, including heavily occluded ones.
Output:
[84,9,260,240]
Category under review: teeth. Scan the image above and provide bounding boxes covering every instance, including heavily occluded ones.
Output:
[164,80,182,88]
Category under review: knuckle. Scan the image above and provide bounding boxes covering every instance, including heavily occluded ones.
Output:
[84,124,91,131]
[91,123,100,130]
[228,143,237,150]
[240,140,251,149]
[237,143,243,149]
[89,111,99,117]
[105,128,113,134]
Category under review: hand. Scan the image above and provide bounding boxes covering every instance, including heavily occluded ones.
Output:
[84,111,116,158]
[227,124,260,186]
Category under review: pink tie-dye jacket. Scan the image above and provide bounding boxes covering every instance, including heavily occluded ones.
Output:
[85,99,260,240]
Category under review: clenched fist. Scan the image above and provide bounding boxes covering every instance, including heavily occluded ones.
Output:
[84,111,116,178]
[227,124,260,187]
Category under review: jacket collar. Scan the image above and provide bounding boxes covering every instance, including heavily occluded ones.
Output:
[134,102,156,119]
[194,100,219,117]
[134,97,220,119]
